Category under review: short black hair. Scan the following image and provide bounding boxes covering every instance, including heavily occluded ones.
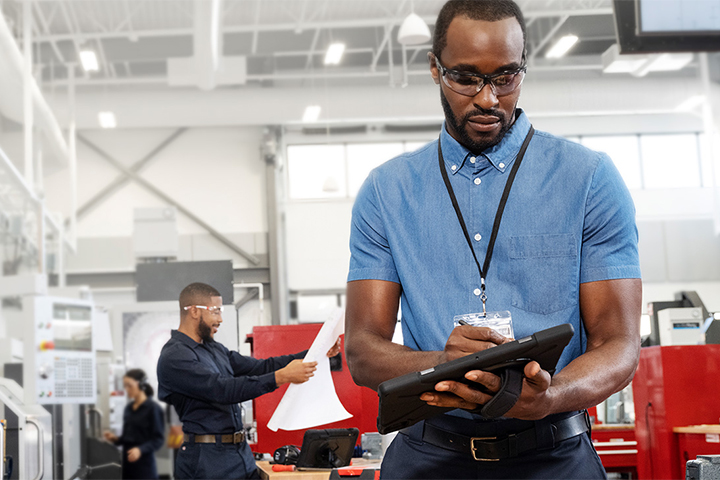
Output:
[432,0,527,61]
[179,282,222,315]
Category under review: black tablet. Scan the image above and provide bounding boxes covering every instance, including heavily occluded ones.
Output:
[295,428,359,470]
[377,323,574,434]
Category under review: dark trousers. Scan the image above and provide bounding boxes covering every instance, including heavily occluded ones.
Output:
[121,450,158,479]
[380,414,607,480]
[174,441,260,480]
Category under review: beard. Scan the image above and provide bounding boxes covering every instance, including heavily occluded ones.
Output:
[197,319,215,343]
[440,88,515,154]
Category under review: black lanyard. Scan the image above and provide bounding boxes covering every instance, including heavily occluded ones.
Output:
[438,126,535,312]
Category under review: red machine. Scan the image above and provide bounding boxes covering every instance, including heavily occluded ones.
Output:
[633,345,720,479]
[248,324,379,455]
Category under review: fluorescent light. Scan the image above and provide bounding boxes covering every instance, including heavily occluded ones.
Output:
[302,105,321,123]
[631,53,694,77]
[79,50,99,72]
[545,35,578,59]
[98,111,117,129]
[324,43,345,65]
[676,95,706,111]
[602,44,693,77]
[646,53,693,72]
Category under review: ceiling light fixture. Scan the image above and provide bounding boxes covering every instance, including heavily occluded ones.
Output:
[602,44,694,77]
[675,95,706,112]
[545,35,579,59]
[79,50,100,72]
[324,43,346,65]
[397,12,431,45]
[632,52,694,77]
[302,105,321,123]
[98,111,117,129]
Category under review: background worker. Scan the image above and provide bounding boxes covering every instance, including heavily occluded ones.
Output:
[157,282,340,480]
[104,368,165,480]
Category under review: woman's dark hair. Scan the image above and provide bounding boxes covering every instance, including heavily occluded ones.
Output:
[125,368,154,398]
[432,0,527,60]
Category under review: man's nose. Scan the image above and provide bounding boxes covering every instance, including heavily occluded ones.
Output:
[473,81,499,110]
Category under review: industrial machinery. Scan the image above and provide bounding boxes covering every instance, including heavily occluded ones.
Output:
[1,419,7,479]
[657,307,705,346]
[645,291,713,346]
[0,378,53,480]
[22,296,97,405]
[1,275,110,479]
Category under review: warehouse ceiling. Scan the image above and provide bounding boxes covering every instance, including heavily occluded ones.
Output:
[0,0,668,92]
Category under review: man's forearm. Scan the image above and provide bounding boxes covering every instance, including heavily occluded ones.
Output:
[541,337,639,417]
[346,332,444,390]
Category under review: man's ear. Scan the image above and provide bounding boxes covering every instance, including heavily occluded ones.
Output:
[428,52,440,85]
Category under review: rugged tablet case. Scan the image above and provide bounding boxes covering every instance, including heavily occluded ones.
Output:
[377,323,575,434]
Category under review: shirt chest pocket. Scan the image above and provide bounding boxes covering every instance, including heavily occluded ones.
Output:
[507,234,578,315]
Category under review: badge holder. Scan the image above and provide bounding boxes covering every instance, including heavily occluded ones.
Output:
[454,311,514,339]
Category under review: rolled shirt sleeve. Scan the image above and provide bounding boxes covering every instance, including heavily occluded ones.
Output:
[580,153,642,284]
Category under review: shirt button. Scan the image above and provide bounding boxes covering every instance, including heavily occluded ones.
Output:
[474,178,481,185]
[474,233,482,241]
[451,165,457,171]
[499,162,506,169]
[470,156,476,164]
[473,288,481,296]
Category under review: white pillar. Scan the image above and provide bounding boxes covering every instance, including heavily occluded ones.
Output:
[23,0,34,186]
[699,53,720,236]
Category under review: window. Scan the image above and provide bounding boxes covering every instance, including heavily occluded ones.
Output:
[581,136,643,189]
[287,140,431,200]
[287,144,346,199]
[286,133,709,200]
[640,134,701,189]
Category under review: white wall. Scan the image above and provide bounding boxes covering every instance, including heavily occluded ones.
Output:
[44,126,267,238]
[286,200,354,290]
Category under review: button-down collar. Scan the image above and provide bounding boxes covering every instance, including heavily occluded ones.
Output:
[439,109,532,175]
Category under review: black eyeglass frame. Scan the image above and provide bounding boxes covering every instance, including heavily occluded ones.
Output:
[431,54,527,97]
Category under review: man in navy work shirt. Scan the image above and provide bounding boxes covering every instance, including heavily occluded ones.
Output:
[158,282,341,479]
[345,1,642,479]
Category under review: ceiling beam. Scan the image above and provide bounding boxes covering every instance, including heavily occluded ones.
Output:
[529,15,570,60]
[33,8,612,44]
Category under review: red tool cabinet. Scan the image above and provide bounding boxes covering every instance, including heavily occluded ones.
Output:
[632,345,720,479]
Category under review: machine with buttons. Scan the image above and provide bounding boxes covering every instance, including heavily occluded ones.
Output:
[23,296,97,405]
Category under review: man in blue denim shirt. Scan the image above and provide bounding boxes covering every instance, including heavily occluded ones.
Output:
[158,283,340,479]
[345,1,642,478]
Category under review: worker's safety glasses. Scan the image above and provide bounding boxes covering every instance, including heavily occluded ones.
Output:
[183,305,224,315]
[433,54,527,97]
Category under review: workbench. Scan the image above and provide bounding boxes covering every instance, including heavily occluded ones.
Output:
[257,459,381,480]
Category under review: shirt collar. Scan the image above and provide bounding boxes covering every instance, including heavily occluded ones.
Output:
[171,329,202,349]
[439,109,531,175]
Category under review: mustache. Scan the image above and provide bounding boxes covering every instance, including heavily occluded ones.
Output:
[462,107,505,123]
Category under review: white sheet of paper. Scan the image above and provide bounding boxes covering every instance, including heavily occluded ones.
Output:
[267,310,352,431]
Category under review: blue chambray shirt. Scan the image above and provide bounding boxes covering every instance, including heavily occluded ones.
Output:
[348,110,641,374]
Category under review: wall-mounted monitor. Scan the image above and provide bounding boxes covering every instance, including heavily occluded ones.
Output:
[613,0,720,53]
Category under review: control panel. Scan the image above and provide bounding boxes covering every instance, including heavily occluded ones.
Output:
[24,297,97,405]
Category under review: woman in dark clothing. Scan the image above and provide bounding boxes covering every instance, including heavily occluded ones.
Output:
[104,369,165,479]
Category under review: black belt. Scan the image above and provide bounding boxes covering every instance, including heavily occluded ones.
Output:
[420,411,590,461]
[183,431,246,444]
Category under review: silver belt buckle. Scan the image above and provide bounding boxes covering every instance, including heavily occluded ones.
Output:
[233,431,245,444]
[471,436,500,462]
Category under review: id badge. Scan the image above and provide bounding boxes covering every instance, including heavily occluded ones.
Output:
[453,311,514,339]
